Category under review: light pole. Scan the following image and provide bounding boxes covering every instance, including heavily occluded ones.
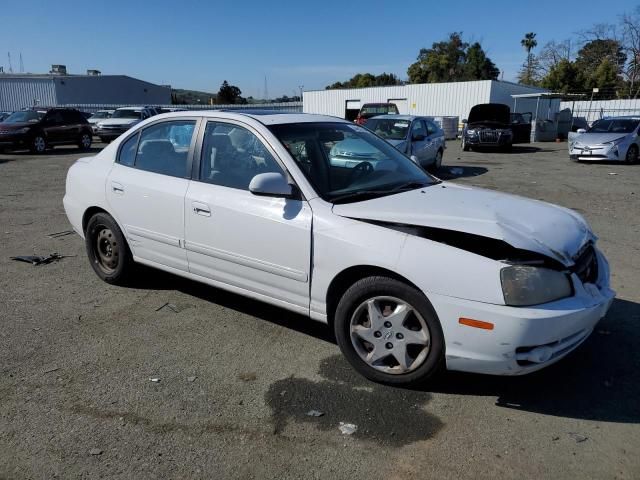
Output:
[298,85,304,103]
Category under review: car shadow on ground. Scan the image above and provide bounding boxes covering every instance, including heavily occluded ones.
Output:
[436,165,488,180]
[128,269,639,424]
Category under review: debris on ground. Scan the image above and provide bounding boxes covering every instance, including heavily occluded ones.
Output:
[89,448,103,456]
[552,436,560,441]
[338,422,357,435]
[149,377,161,383]
[43,366,60,374]
[306,410,324,417]
[155,302,180,313]
[11,253,73,266]
[450,167,464,175]
[187,376,197,382]
[569,432,588,443]
[608,172,618,176]
[238,372,257,382]
[47,230,75,239]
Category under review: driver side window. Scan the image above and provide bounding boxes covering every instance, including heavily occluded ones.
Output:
[411,120,426,139]
[199,122,284,190]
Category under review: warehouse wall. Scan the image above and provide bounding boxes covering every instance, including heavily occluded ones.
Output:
[54,75,171,105]
[304,80,550,121]
[0,77,56,110]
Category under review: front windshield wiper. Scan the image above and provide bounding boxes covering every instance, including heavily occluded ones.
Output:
[330,181,436,204]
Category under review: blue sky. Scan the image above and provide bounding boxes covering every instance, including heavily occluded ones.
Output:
[2,0,638,97]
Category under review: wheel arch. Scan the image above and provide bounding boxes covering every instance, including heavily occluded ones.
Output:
[325,265,421,327]
[82,206,116,234]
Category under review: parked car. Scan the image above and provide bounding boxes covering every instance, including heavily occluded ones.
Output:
[64,111,614,386]
[0,108,92,153]
[568,116,640,163]
[87,110,115,133]
[461,103,513,151]
[355,103,399,125]
[95,106,155,142]
[364,115,446,171]
[0,111,13,122]
[509,112,532,144]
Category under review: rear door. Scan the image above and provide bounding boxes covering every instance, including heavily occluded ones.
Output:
[424,119,443,160]
[106,118,200,271]
[60,110,82,143]
[42,110,66,144]
[184,119,312,311]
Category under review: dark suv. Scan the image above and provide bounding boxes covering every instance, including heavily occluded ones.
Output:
[461,103,513,151]
[0,108,93,153]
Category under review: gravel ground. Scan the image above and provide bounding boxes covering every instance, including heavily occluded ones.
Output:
[0,141,638,479]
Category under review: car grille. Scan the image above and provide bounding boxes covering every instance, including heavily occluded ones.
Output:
[572,244,598,284]
[479,130,499,143]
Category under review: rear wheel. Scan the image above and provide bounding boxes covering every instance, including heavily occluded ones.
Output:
[85,212,133,285]
[429,149,443,172]
[625,144,639,164]
[334,276,445,385]
[31,135,47,154]
[78,132,92,150]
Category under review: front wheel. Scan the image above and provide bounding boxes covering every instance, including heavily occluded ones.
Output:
[334,276,445,386]
[78,132,92,150]
[31,135,47,154]
[625,144,639,164]
[85,212,133,285]
[462,137,470,152]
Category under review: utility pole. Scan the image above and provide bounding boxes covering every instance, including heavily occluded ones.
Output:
[7,52,13,73]
[298,84,304,102]
[19,52,24,73]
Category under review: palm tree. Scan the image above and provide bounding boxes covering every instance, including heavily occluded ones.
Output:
[521,33,538,82]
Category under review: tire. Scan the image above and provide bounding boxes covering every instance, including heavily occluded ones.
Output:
[502,143,513,152]
[429,149,444,173]
[625,144,639,164]
[30,135,47,154]
[334,276,445,386]
[78,132,92,150]
[462,137,470,152]
[85,212,133,285]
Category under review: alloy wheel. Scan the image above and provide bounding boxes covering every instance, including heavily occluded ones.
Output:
[34,136,46,153]
[349,296,431,375]
[81,134,91,149]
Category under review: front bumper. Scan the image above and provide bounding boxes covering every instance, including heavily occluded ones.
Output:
[465,132,512,147]
[569,143,622,161]
[0,132,29,149]
[97,126,131,140]
[430,247,615,375]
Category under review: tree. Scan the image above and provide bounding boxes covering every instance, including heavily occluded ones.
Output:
[325,72,402,89]
[540,59,581,92]
[574,39,626,76]
[538,40,572,75]
[217,80,244,104]
[519,32,539,85]
[462,42,500,80]
[407,33,498,83]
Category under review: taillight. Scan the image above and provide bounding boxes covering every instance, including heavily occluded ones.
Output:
[355,116,365,125]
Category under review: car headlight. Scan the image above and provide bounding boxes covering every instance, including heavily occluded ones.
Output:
[466,129,477,136]
[500,265,572,306]
[97,122,105,128]
[501,129,512,136]
[604,137,626,147]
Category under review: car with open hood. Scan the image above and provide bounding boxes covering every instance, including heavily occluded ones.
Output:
[462,103,513,151]
[363,115,446,171]
[568,116,639,163]
[95,106,155,142]
[64,111,614,386]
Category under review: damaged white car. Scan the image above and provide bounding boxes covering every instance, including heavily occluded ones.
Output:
[569,116,640,163]
[64,111,615,385]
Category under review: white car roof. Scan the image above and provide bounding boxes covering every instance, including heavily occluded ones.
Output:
[150,110,349,126]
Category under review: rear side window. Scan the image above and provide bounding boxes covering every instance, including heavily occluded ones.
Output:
[116,120,196,177]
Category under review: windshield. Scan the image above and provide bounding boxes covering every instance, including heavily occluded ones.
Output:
[268,122,437,203]
[91,112,111,119]
[360,104,398,117]
[364,118,410,140]
[4,111,45,123]
[112,109,141,119]
[588,118,640,134]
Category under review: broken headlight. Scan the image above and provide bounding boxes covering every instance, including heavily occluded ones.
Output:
[500,266,572,306]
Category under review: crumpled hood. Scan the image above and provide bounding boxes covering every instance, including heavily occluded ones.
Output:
[571,132,627,146]
[332,182,594,266]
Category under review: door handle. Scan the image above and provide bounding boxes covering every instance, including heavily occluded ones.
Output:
[111,182,124,194]
[192,202,211,217]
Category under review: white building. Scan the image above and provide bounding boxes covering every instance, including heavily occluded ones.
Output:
[303,80,550,122]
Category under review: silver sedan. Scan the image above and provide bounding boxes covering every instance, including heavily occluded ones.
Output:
[569,116,640,163]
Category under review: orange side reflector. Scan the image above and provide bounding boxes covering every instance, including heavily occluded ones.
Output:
[459,318,494,330]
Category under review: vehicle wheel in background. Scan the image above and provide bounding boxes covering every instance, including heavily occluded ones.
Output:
[31,135,47,154]
[625,144,639,164]
[462,137,470,152]
[78,132,92,150]
[502,143,513,152]
[334,276,445,386]
[429,149,443,172]
[85,212,133,285]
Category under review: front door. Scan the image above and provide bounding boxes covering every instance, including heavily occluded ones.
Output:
[106,118,199,272]
[184,120,312,311]
[409,119,430,164]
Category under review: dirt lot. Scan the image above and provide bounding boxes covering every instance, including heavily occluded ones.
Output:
[1,141,639,479]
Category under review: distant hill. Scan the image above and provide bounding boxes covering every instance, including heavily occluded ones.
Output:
[171,89,217,105]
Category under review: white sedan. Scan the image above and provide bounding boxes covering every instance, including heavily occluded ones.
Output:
[64,111,615,385]
[569,116,640,163]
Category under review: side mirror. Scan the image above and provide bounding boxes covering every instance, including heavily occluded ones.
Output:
[462,119,468,124]
[412,133,426,141]
[249,172,294,198]
[576,128,587,134]
[410,155,419,164]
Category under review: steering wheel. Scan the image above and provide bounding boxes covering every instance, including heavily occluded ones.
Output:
[349,161,374,182]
